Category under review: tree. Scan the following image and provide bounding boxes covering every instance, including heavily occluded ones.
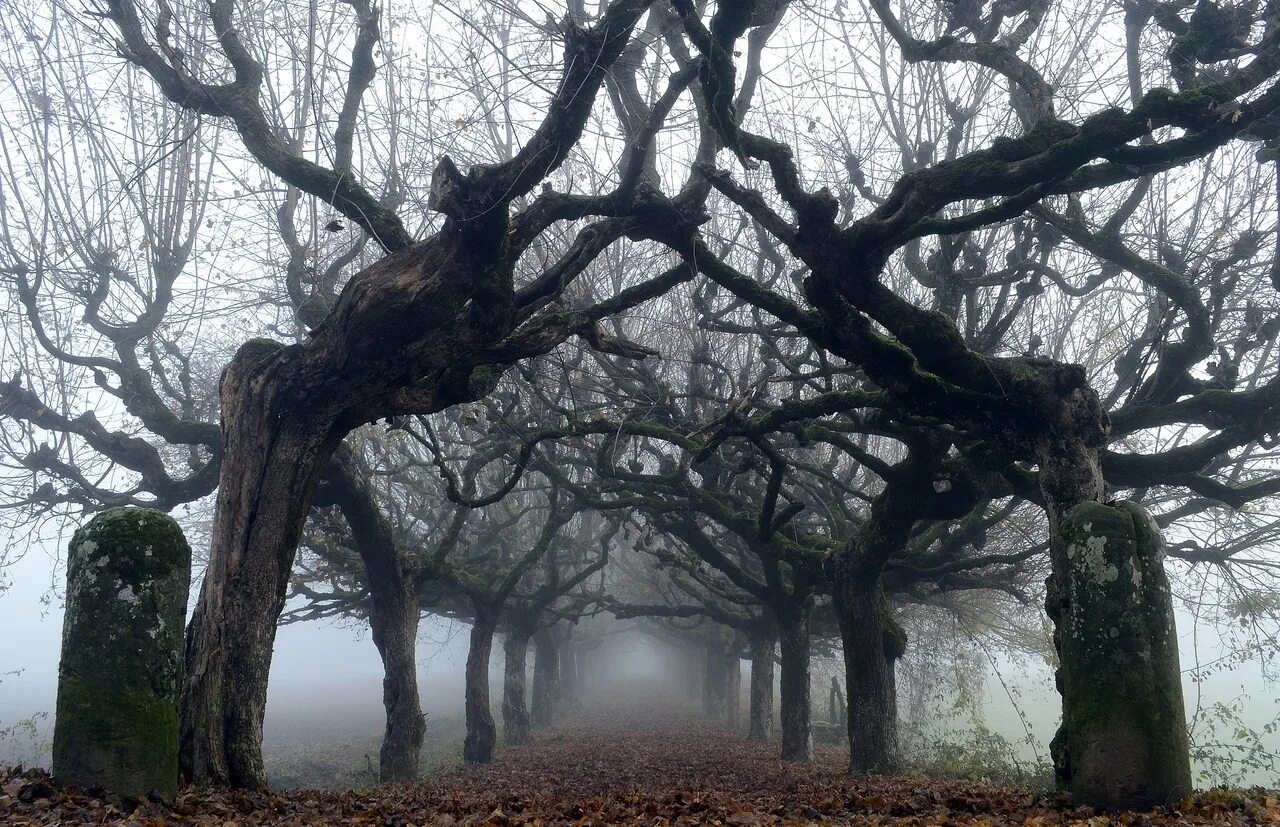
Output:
[94,0,699,788]
[7,0,1280,805]
[657,0,1280,806]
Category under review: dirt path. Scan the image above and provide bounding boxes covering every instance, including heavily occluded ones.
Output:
[2,697,1276,825]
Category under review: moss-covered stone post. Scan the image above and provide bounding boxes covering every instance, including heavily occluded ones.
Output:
[1047,500,1191,809]
[53,508,191,799]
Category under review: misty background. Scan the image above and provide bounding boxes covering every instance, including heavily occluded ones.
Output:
[4,521,1277,788]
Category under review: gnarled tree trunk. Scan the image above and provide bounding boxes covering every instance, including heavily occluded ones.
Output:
[369,592,424,782]
[178,225,512,789]
[575,645,590,700]
[181,343,341,789]
[681,642,703,700]
[502,630,533,746]
[463,609,499,764]
[559,637,580,711]
[777,602,813,762]
[747,626,776,741]
[139,0,664,781]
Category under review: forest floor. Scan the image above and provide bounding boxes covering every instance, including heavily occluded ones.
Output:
[2,696,1277,826]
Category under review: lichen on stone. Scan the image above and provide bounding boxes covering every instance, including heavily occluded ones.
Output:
[1052,499,1191,809]
[53,507,192,800]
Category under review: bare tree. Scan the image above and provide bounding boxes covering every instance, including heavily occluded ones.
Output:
[90,0,703,787]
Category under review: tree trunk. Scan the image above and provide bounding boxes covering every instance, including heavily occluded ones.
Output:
[178,265,488,789]
[367,581,424,782]
[828,677,845,727]
[171,143,635,787]
[463,610,499,764]
[559,638,580,711]
[833,570,903,774]
[575,646,589,700]
[180,344,341,789]
[321,452,425,783]
[531,628,559,729]
[682,643,703,700]
[702,638,728,720]
[725,648,742,732]
[1039,409,1190,809]
[502,630,532,746]
[777,603,813,762]
[747,627,776,741]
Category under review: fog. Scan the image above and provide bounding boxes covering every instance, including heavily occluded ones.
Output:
[1,536,471,766]
[0,532,671,779]
[4,525,1277,789]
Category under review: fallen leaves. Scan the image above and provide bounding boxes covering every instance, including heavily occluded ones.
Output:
[2,707,1278,825]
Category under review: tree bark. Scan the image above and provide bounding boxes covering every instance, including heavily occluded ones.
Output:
[833,570,903,774]
[575,645,590,701]
[320,453,425,783]
[747,626,776,741]
[559,637,580,711]
[369,591,424,782]
[502,630,532,746]
[681,643,703,700]
[777,603,813,762]
[178,229,514,789]
[1039,398,1191,809]
[180,344,341,789]
[828,677,845,727]
[531,627,559,729]
[463,610,499,764]
[702,637,729,720]
[725,647,742,732]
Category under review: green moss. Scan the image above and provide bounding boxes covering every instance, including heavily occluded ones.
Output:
[1137,84,1221,119]
[234,337,285,362]
[467,364,504,399]
[984,118,1080,161]
[54,508,190,800]
[53,675,180,799]
[1054,500,1191,808]
[65,510,190,693]
[70,507,190,574]
[1076,106,1130,135]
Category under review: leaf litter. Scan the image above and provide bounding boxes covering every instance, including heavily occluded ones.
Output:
[2,706,1277,825]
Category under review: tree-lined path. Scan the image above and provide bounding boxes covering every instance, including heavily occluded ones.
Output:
[3,689,1278,825]
[5,0,1280,814]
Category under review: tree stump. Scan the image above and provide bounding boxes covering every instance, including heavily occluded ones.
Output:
[53,508,191,800]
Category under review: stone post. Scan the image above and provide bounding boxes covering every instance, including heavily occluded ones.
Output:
[53,508,191,799]
[1048,500,1191,809]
